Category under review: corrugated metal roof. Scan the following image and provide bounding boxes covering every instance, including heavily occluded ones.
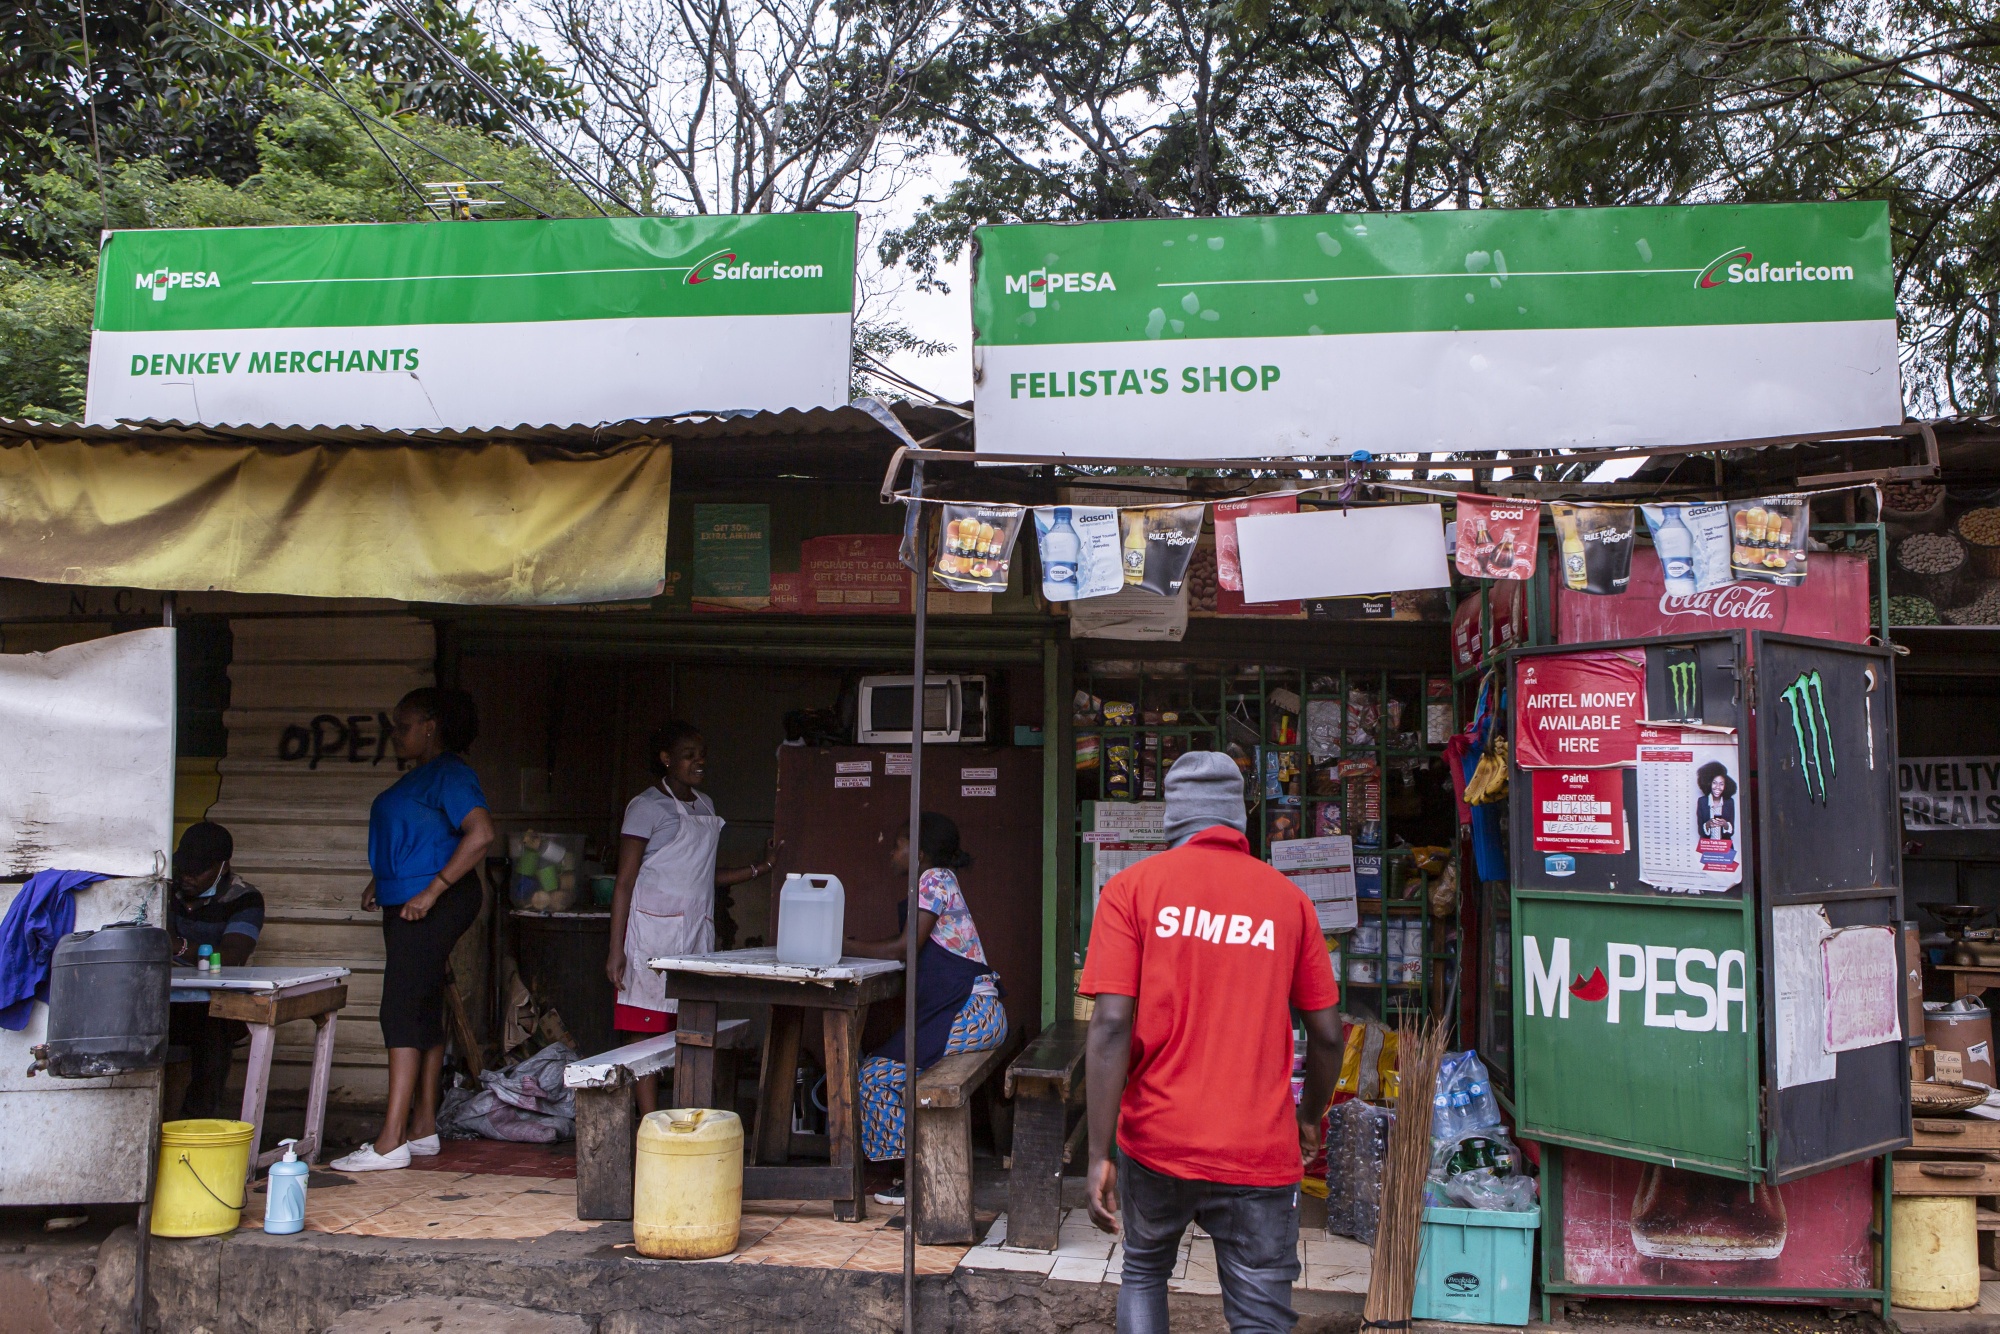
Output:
[0,402,970,450]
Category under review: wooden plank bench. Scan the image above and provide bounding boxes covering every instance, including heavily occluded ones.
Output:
[566,1020,752,1220]
[912,1043,1013,1245]
[1001,1020,1090,1251]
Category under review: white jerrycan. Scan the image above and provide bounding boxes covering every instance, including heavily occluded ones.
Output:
[775,874,845,967]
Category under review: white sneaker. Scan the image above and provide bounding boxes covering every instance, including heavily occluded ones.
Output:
[406,1134,440,1157]
[330,1142,411,1172]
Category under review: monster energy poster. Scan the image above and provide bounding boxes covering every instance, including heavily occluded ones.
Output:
[1658,648,1704,724]
[1775,668,1838,805]
[1637,725,1744,893]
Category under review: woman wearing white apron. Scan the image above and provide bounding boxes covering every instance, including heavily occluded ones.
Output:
[605,721,779,1114]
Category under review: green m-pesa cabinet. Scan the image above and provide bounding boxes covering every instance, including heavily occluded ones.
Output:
[1507,631,1911,1183]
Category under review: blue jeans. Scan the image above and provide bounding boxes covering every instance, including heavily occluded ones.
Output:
[1116,1154,1301,1333]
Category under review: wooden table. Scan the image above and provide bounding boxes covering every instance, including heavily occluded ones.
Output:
[170,966,348,1178]
[1937,963,2000,1001]
[651,948,902,1221]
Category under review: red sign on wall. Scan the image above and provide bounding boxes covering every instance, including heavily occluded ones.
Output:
[1557,550,1871,646]
[1515,650,1647,769]
[801,534,912,614]
[1531,769,1627,854]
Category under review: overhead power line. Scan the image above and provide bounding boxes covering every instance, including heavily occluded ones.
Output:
[384,0,641,217]
[159,0,555,220]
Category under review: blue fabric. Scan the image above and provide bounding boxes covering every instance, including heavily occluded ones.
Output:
[0,870,109,1031]
[1462,675,1509,884]
[870,899,998,1070]
[860,992,1008,1161]
[368,754,487,906]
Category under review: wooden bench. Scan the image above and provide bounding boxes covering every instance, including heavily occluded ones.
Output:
[566,1020,753,1220]
[912,1043,1013,1244]
[1002,1020,1090,1251]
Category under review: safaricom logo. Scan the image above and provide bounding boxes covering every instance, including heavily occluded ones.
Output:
[1005,267,1117,309]
[1696,247,1854,289]
[686,249,824,284]
[137,267,221,301]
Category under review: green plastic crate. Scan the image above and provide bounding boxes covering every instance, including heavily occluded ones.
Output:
[1411,1204,1539,1326]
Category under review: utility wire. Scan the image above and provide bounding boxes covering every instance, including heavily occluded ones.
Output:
[384,0,638,217]
[77,0,110,234]
[160,0,554,220]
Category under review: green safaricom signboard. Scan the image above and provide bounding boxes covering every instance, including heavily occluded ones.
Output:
[86,213,857,430]
[970,202,1898,460]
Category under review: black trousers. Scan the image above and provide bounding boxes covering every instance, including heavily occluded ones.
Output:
[378,875,482,1051]
[168,1002,247,1120]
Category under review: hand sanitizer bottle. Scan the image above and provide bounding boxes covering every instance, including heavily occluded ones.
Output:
[264,1139,308,1234]
[196,944,213,973]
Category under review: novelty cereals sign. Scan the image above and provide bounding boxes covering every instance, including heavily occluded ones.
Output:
[86,213,857,429]
[971,201,1898,460]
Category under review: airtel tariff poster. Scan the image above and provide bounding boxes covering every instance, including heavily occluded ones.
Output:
[1514,650,1647,770]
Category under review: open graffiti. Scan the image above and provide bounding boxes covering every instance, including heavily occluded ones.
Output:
[1778,670,1835,803]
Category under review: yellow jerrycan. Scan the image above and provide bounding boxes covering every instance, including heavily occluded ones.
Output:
[633,1108,743,1259]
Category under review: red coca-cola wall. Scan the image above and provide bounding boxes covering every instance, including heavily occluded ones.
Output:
[1557,551,1872,647]
[1560,1149,1875,1293]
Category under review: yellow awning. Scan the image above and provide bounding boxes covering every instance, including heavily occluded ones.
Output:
[0,436,671,604]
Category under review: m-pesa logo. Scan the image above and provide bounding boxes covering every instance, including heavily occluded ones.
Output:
[136,267,221,301]
[685,249,826,284]
[1005,267,1118,308]
[1523,935,1747,1032]
[1696,246,1856,289]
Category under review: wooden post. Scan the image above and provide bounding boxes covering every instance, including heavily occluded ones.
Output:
[1005,1078,1068,1251]
[754,1006,803,1165]
[825,1007,866,1222]
[911,1099,975,1245]
[574,1080,637,1221]
[672,1001,718,1108]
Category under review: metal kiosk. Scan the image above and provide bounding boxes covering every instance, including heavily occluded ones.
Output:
[1507,631,1910,1317]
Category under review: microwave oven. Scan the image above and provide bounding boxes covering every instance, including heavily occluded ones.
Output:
[856,674,988,745]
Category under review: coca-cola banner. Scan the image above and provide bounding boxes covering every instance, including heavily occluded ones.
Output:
[1558,550,1871,646]
[1455,494,1539,581]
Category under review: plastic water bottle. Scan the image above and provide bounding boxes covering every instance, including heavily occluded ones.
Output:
[775,874,845,968]
[264,1139,308,1234]
[1041,507,1081,599]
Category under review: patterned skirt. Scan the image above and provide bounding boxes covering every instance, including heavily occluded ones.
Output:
[859,992,1008,1162]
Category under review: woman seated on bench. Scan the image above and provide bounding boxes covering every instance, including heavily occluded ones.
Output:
[845,812,1006,1205]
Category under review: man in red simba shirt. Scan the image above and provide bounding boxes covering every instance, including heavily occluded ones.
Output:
[1081,750,1342,1334]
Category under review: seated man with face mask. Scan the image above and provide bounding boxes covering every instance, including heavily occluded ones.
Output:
[167,821,265,1119]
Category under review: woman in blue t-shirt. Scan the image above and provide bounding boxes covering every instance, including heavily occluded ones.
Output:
[332,687,495,1173]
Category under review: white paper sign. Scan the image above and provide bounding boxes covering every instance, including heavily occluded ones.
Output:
[884,751,912,776]
[1773,904,1837,1089]
[1235,504,1449,603]
[1269,835,1358,931]
[1823,925,1902,1051]
[0,628,175,878]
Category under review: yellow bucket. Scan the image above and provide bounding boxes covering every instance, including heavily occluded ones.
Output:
[1891,1196,1980,1311]
[151,1119,255,1237]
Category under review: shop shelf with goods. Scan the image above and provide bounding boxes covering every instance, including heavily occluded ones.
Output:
[1072,660,1460,1024]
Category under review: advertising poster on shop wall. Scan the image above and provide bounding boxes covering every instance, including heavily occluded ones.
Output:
[1635,725,1743,894]
[1513,650,1647,769]
[1215,494,1297,590]
[1118,505,1205,596]
[1454,494,1539,580]
[1550,503,1636,596]
[933,503,1026,593]
[1728,495,1810,586]
[1033,505,1124,601]
[1641,503,1734,595]
[1531,769,1628,856]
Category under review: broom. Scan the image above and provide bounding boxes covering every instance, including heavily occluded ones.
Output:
[1362,1018,1449,1331]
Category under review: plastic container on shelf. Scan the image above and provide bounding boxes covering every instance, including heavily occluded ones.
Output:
[509,830,584,912]
[1890,1196,1979,1310]
[1411,1205,1539,1325]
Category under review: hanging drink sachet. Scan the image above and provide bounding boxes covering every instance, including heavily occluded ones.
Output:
[932,503,1026,593]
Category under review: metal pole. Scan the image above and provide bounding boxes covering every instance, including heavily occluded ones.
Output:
[902,459,926,1334]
